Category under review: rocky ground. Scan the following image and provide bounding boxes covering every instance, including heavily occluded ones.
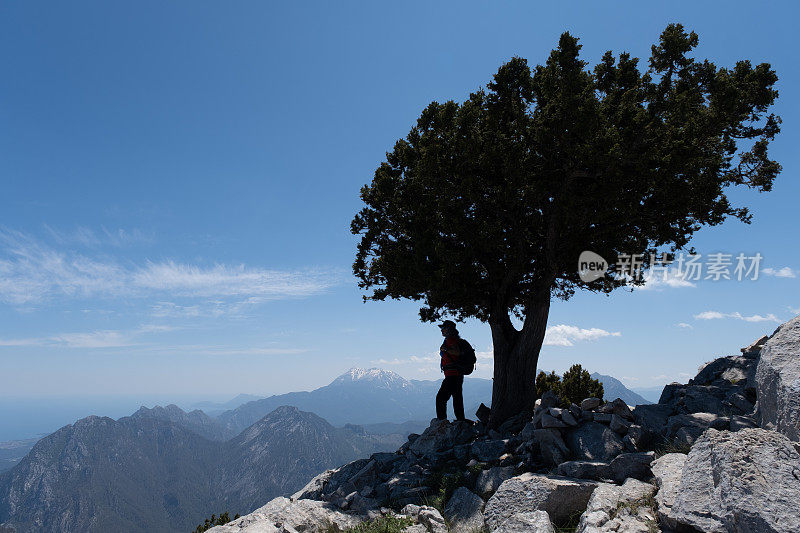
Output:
[208,315,800,533]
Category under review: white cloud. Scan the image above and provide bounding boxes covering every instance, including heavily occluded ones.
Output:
[762,267,797,278]
[544,325,621,347]
[640,269,696,290]
[790,306,800,315]
[0,229,340,307]
[676,322,693,329]
[694,310,781,323]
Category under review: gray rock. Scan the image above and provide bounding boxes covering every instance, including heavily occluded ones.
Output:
[609,414,631,434]
[561,410,579,427]
[742,334,769,356]
[519,421,536,440]
[596,398,634,420]
[471,439,507,462]
[593,412,612,423]
[443,487,484,531]
[666,412,728,442]
[475,465,516,497]
[540,390,560,409]
[576,478,657,533]
[494,510,555,533]
[409,419,476,459]
[669,428,800,533]
[556,460,610,480]
[541,413,568,428]
[607,452,654,483]
[401,504,448,533]
[532,428,570,466]
[484,473,598,527]
[651,452,687,530]
[565,422,625,461]
[632,403,673,435]
[730,414,758,431]
[208,497,363,533]
[581,397,602,410]
[756,315,800,441]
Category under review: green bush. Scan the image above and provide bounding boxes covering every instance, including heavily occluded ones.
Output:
[192,511,240,533]
[536,364,604,406]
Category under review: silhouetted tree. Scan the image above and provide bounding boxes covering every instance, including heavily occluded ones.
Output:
[352,24,781,424]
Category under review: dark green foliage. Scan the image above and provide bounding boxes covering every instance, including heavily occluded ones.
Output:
[351,24,781,418]
[193,511,239,533]
[424,465,468,512]
[537,365,604,406]
[338,515,415,533]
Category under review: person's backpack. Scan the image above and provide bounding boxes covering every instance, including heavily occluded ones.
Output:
[456,338,477,375]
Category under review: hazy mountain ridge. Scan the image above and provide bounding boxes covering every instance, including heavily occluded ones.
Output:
[217,368,493,434]
[131,404,234,441]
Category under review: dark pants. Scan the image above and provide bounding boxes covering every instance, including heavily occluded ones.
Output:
[436,375,465,421]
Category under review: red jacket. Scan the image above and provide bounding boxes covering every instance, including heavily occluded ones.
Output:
[440,336,462,377]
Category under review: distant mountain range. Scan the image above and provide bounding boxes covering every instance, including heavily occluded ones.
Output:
[0,367,652,532]
[0,406,401,533]
[216,368,493,435]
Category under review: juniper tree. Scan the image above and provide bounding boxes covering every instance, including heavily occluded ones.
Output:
[351,24,781,424]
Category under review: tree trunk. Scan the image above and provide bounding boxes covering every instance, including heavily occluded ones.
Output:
[488,297,551,426]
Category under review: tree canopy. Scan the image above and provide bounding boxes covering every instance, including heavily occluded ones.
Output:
[351,24,780,422]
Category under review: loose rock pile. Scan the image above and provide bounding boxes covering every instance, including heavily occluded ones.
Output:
[210,317,800,533]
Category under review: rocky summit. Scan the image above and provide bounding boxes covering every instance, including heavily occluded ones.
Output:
[207,315,800,533]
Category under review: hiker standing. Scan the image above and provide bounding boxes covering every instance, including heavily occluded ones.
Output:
[436,320,465,421]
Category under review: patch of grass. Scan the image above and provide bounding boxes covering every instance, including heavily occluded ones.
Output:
[609,491,656,520]
[551,510,583,533]
[654,440,691,458]
[334,515,415,533]
[423,466,467,513]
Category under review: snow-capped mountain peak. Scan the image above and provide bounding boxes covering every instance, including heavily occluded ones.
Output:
[333,368,411,389]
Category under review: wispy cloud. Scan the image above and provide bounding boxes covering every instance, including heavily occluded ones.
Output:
[544,325,621,347]
[43,224,153,248]
[762,267,797,278]
[790,306,800,315]
[0,324,178,349]
[676,322,693,329]
[694,310,781,323]
[0,229,340,307]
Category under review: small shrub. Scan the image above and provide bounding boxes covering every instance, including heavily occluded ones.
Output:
[424,465,467,512]
[192,511,240,533]
[338,515,415,533]
[536,364,604,406]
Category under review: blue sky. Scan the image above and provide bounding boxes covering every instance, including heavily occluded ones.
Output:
[1,1,798,399]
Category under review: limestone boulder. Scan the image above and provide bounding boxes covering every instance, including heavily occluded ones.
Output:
[475,466,515,497]
[576,478,657,533]
[443,487,484,531]
[564,422,625,461]
[669,428,800,533]
[207,497,363,533]
[756,315,800,441]
[484,473,598,528]
[650,452,687,530]
[493,510,555,533]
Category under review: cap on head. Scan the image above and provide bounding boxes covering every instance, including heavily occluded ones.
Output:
[438,320,457,331]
